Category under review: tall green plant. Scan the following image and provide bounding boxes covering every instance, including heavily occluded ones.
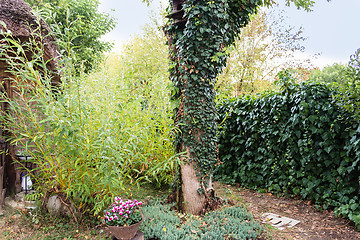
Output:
[0,23,178,218]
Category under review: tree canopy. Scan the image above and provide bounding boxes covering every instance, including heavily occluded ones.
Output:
[25,0,116,73]
[143,0,329,11]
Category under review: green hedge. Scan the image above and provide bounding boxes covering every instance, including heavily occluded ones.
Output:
[216,79,360,228]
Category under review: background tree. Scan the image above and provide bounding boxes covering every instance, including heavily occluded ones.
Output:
[331,48,360,119]
[216,9,313,97]
[345,48,360,92]
[309,63,346,84]
[25,0,116,73]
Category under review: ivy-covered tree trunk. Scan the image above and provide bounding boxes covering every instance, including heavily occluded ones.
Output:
[165,0,264,215]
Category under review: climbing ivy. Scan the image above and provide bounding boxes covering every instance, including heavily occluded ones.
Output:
[165,0,268,191]
[216,72,360,228]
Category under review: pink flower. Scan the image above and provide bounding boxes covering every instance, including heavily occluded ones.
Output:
[106,212,110,216]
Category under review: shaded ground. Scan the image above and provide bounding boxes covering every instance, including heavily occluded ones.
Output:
[0,205,107,240]
[214,182,360,240]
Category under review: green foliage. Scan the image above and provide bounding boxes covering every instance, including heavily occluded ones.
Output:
[324,49,360,120]
[25,0,116,73]
[284,0,315,11]
[347,49,360,84]
[140,204,262,239]
[310,63,346,84]
[0,26,178,217]
[216,71,360,228]
[343,48,360,97]
[284,0,332,11]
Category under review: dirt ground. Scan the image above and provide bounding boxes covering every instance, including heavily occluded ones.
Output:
[214,182,360,240]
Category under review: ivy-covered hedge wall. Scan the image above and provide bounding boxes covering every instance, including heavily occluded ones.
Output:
[216,78,360,228]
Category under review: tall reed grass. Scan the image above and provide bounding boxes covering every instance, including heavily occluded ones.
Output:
[0,21,178,217]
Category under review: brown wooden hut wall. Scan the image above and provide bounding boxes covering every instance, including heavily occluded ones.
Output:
[0,1,61,209]
[0,62,22,211]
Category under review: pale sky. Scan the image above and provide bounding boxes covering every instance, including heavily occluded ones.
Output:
[99,0,360,68]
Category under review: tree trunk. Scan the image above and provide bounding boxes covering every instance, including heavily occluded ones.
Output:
[178,146,206,215]
[165,0,218,215]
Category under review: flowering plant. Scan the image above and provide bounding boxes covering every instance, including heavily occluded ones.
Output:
[104,197,143,227]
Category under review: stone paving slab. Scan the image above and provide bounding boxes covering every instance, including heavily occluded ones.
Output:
[261,212,300,230]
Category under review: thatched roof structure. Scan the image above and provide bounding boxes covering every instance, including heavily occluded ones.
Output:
[0,0,60,82]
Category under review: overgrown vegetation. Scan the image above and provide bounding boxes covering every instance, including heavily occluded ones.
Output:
[1,0,358,238]
[216,65,360,228]
[0,23,177,217]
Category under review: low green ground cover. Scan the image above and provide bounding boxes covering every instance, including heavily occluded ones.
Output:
[141,203,261,240]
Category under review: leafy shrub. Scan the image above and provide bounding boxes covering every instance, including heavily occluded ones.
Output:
[216,71,360,229]
[140,204,261,240]
[0,25,178,217]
